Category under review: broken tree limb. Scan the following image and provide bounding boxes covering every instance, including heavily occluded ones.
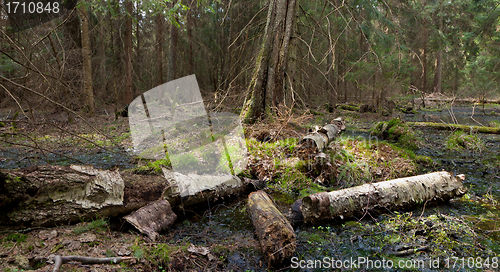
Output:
[407,122,500,134]
[52,255,134,272]
[301,171,467,223]
[123,199,177,241]
[297,118,345,159]
[247,191,296,268]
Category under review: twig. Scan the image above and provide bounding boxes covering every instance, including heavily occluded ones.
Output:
[390,245,428,256]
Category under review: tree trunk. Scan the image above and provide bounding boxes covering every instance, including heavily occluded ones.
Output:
[0,166,262,227]
[240,0,298,124]
[167,2,178,82]
[78,2,94,115]
[433,49,442,93]
[299,171,467,223]
[124,0,134,105]
[156,14,164,86]
[247,191,296,268]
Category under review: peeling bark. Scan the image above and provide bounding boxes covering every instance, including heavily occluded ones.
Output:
[300,171,467,223]
[123,199,177,241]
[0,165,168,226]
[247,190,296,268]
[0,166,261,227]
[296,118,345,158]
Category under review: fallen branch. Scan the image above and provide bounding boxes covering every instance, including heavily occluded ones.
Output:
[407,122,500,134]
[52,255,134,272]
[300,171,467,223]
[247,191,296,268]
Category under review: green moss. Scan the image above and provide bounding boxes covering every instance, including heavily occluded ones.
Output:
[4,233,27,243]
[445,131,485,152]
[371,118,419,150]
[132,159,171,175]
[73,218,108,234]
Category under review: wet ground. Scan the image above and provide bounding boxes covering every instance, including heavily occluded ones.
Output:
[1,105,500,271]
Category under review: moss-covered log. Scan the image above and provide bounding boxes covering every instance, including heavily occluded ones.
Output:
[247,191,296,268]
[301,171,467,223]
[408,122,500,134]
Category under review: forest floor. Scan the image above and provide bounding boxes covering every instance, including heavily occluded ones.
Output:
[1,103,500,271]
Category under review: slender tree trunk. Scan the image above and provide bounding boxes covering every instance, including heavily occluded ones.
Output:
[79,2,94,115]
[124,0,134,105]
[240,0,298,123]
[433,49,442,93]
[156,14,164,85]
[187,2,194,75]
[135,1,141,92]
[167,2,178,82]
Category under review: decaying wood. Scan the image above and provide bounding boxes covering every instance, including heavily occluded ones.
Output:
[52,255,134,272]
[0,165,261,227]
[123,199,177,241]
[162,169,264,207]
[247,191,296,268]
[300,171,467,223]
[297,118,345,158]
[408,122,500,134]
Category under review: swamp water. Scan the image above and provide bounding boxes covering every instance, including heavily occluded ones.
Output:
[1,105,499,271]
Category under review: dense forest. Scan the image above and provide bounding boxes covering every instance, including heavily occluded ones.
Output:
[1,1,500,271]
[1,0,499,116]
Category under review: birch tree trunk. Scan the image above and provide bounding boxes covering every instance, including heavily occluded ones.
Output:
[300,171,467,223]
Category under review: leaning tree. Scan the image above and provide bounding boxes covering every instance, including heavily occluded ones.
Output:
[240,0,298,124]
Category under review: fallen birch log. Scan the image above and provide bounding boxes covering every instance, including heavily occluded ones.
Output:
[0,165,262,227]
[296,118,345,159]
[300,171,467,223]
[52,255,134,272]
[407,122,500,134]
[247,191,296,268]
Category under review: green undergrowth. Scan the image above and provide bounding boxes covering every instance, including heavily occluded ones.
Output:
[445,131,485,152]
[371,118,420,150]
[246,132,428,196]
[73,218,109,234]
[131,158,171,175]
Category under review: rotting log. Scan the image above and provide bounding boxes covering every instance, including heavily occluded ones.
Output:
[407,122,500,134]
[0,165,262,227]
[296,118,345,159]
[300,171,467,223]
[162,168,264,207]
[247,190,296,268]
[123,199,177,241]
